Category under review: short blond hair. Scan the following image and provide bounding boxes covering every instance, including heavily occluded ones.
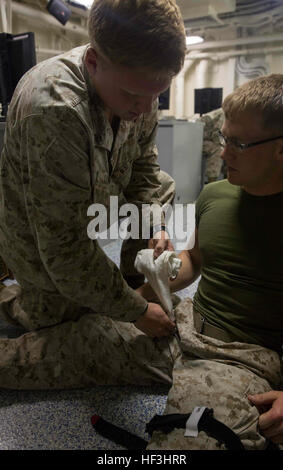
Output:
[222,74,283,132]
[88,0,186,75]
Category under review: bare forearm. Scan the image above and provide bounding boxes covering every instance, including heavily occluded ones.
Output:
[169,250,201,292]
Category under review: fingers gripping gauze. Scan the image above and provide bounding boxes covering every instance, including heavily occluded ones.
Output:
[134,249,182,321]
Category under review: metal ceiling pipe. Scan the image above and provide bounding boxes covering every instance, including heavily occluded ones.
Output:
[186,45,283,60]
[11,1,88,38]
[36,47,67,57]
[186,33,283,51]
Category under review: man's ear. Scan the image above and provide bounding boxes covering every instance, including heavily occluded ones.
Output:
[85,47,99,79]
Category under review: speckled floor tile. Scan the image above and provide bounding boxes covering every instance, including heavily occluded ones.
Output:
[0,385,170,450]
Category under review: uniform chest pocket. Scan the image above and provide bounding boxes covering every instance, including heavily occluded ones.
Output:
[120,137,141,163]
[112,161,133,190]
[111,138,140,189]
[92,181,111,207]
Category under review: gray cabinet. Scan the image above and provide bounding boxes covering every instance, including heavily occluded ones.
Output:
[156,119,204,203]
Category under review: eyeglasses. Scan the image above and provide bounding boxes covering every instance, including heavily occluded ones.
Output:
[217,130,283,152]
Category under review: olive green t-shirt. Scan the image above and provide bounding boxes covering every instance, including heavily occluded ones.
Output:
[193,179,283,353]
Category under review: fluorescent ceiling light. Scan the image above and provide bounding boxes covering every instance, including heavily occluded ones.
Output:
[186,36,204,45]
[67,0,93,8]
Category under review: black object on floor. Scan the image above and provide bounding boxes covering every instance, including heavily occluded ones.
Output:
[91,415,148,450]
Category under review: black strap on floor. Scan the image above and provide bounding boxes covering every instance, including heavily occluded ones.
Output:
[146,408,245,450]
[91,415,148,450]
[91,407,245,450]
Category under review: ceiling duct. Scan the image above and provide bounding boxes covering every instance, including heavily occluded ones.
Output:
[176,0,236,21]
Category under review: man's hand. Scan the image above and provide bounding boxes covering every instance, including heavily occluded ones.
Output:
[134,302,175,338]
[148,230,174,259]
[248,391,283,445]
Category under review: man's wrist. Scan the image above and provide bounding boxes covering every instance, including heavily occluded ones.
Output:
[151,224,170,238]
[132,303,148,323]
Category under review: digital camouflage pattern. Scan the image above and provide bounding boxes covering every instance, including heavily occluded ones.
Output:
[147,298,282,450]
[0,257,9,283]
[0,44,175,329]
[199,108,225,182]
[0,44,282,451]
[0,290,281,450]
[0,282,175,389]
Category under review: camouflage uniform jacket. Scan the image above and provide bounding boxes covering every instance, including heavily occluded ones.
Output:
[0,45,164,328]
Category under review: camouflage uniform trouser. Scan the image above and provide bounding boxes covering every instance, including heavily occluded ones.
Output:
[0,169,176,385]
[0,290,281,450]
[147,298,282,450]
